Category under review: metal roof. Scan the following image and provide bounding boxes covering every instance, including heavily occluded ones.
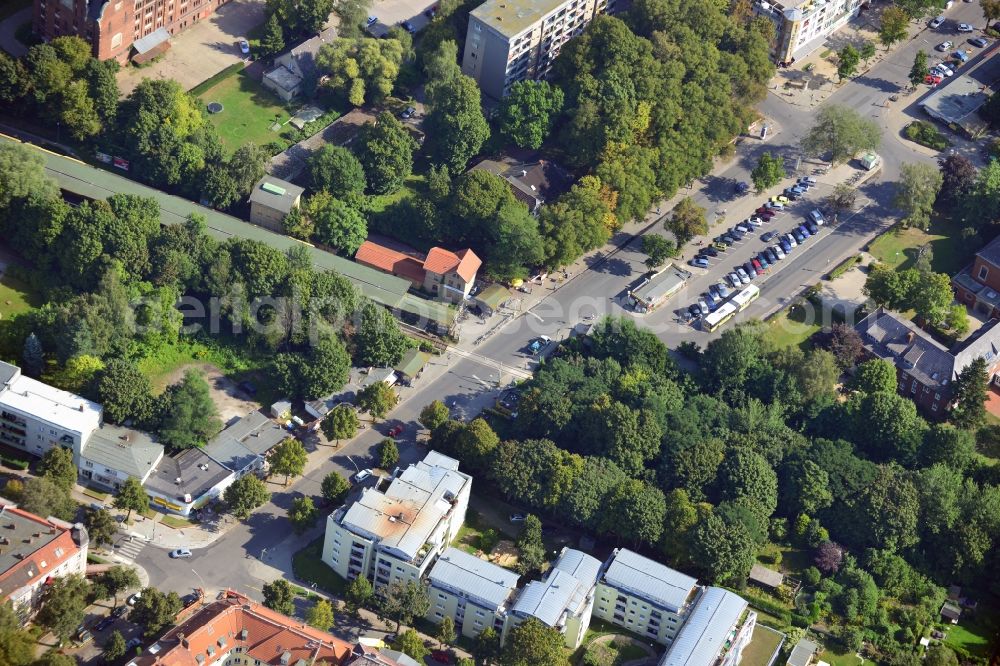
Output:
[658,587,748,666]
[132,27,170,54]
[214,411,287,456]
[511,548,601,627]
[786,638,819,666]
[428,547,520,610]
[631,264,691,307]
[601,549,698,613]
[81,424,164,481]
[248,176,304,214]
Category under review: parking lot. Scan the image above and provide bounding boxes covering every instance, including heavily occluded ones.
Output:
[366,0,437,37]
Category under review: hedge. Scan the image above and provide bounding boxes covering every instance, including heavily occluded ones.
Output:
[0,454,29,470]
[826,254,862,281]
[189,63,246,96]
[904,121,951,151]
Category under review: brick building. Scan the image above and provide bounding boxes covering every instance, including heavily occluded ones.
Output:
[33,0,231,63]
[355,242,482,304]
[953,235,1000,317]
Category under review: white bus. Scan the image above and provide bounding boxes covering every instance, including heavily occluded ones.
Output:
[731,284,761,312]
[702,302,738,332]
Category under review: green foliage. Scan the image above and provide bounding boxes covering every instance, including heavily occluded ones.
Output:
[37,573,88,639]
[259,13,286,58]
[99,566,141,607]
[357,381,398,420]
[419,400,450,431]
[498,81,565,150]
[425,67,490,172]
[114,477,150,521]
[270,438,309,484]
[306,599,335,631]
[392,629,429,660]
[267,0,335,38]
[355,300,410,366]
[515,514,546,574]
[156,369,222,449]
[837,44,860,81]
[20,476,75,522]
[84,507,118,548]
[355,112,416,195]
[895,162,943,229]
[863,264,955,325]
[98,359,155,425]
[378,437,400,469]
[303,193,367,254]
[322,404,360,443]
[307,145,367,198]
[0,142,58,212]
[879,6,909,49]
[345,575,373,616]
[288,496,318,533]
[38,446,77,491]
[641,235,676,269]
[321,472,350,505]
[950,357,988,430]
[318,38,404,106]
[330,0,371,38]
[665,197,708,245]
[853,358,897,394]
[21,332,42,377]
[500,617,564,666]
[910,50,930,86]
[538,175,614,268]
[802,105,881,163]
[223,474,270,519]
[262,579,295,615]
[436,615,456,647]
[104,629,127,661]
[378,580,430,631]
[751,152,785,192]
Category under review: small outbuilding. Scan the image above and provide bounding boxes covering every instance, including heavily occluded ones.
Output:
[249,176,304,232]
[394,348,432,385]
[786,638,818,666]
[474,284,512,316]
[941,601,962,624]
[749,563,785,591]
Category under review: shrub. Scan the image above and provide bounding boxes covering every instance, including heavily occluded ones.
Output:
[904,121,951,151]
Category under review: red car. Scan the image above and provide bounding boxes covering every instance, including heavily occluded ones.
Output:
[431,651,453,664]
[387,424,404,437]
[924,74,943,85]
[751,258,763,272]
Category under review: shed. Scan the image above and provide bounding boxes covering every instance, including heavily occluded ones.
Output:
[271,400,293,420]
[941,601,962,623]
[248,176,304,232]
[362,368,397,387]
[474,284,511,315]
[394,349,432,383]
[749,563,785,590]
[786,638,818,666]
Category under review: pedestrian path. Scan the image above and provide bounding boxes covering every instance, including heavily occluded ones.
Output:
[112,536,146,563]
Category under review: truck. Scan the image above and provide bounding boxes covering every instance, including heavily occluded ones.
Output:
[859,152,881,171]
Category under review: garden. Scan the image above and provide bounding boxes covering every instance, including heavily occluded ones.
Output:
[194,67,292,154]
[903,121,951,152]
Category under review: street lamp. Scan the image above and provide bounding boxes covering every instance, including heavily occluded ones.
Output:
[191,569,207,597]
[346,455,360,473]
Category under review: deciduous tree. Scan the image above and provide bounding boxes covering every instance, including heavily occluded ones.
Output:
[425,71,490,172]
[355,112,416,195]
[38,446,77,491]
[270,438,309,485]
[345,575,373,617]
[114,477,149,522]
[515,514,546,574]
[288,496,318,533]
[307,145,367,198]
[500,618,564,666]
[100,566,140,607]
[879,6,909,50]
[357,382,398,421]
[837,44,860,81]
[98,359,155,425]
[37,574,88,640]
[318,38,403,106]
[498,80,564,149]
[262,579,295,615]
[84,507,117,548]
[105,630,127,661]
[19,477,75,522]
[437,615,456,648]
[538,175,615,268]
[157,369,222,450]
[392,629,429,661]
[259,13,286,58]
[750,152,785,192]
[223,474,270,519]
[950,357,988,430]
[419,400,450,431]
[895,162,943,230]
[355,300,410,366]
[304,192,367,253]
[322,404,360,444]
[321,472,350,504]
[853,358,897,394]
[378,580,430,631]
[665,196,708,245]
[801,105,881,163]
[690,512,756,584]
[642,234,675,269]
[306,599,335,631]
[910,49,930,86]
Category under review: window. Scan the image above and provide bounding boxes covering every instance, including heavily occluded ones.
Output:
[934,393,941,400]
[980,265,989,281]
[931,403,938,412]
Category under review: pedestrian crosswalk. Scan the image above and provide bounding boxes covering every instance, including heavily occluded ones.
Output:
[113,537,146,562]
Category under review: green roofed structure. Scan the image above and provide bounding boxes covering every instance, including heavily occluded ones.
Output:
[394,348,432,384]
[0,135,455,331]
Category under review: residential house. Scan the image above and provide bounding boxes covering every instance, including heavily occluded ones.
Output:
[355,241,482,304]
[0,361,102,461]
[752,0,864,64]
[953,235,1000,317]
[78,424,165,491]
[593,548,699,646]
[657,587,757,666]
[322,451,471,589]
[426,547,520,639]
[203,411,287,479]
[248,176,304,233]
[785,638,818,666]
[126,589,354,666]
[143,448,235,517]
[855,307,1000,417]
[502,547,601,649]
[262,27,337,101]
[0,505,88,619]
[469,159,572,213]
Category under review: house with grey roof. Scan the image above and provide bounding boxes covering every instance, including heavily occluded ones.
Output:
[143,448,235,517]
[78,424,165,491]
[203,411,287,478]
[262,27,337,102]
[249,176,304,233]
[658,587,757,666]
[593,548,699,645]
[426,547,520,639]
[502,547,601,649]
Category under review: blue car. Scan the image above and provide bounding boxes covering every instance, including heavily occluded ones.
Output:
[780,239,792,253]
[705,293,719,310]
[806,221,819,235]
[798,224,811,238]
[757,253,770,269]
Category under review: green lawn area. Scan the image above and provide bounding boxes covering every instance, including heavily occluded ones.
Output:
[944,614,996,659]
[160,514,196,529]
[740,625,784,666]
[137,337,264,392]
[292,536,347,596]
[766,303,820,350]
[368,174,427,215]
[196,70,290,154]
[817,646,865,665]
[0,272,42,319]
[868,216,969,275]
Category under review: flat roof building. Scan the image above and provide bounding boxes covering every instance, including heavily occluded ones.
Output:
[658,587,756,666]
[426,547,521,639]
[628,264,691,313]
[248,176,304,233]
[143,448,235,517]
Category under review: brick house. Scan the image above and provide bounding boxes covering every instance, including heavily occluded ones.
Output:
[953,235,1000,317]
[355,241,482,304]
[33,0,231,63]
[855,307,1000,417]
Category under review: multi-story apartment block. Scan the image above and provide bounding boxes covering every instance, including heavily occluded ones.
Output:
[322,451,471,590]
[0,505,88,619]
[593,548,699,646]
[752,0,863,64]
[461,0,614,100]
[502,547,601,649]
[658,587,757,666]
[426,547,520,639]
[33,0,232,63]
[0,361,102,461]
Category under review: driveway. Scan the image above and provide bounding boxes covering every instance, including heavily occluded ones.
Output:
[117,0,266,95]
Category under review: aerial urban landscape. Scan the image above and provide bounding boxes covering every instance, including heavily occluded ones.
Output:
[0,0,999,662]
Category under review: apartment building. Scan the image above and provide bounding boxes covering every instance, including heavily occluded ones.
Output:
[502,547,601,649]
[593,548,699,646]
[426,547,520,639]
[33,0,232,63]
[752,0,863,64]
[78,424,164,491]
[954,235,1000,317]
[0,361,102,461]
[462,0,614,100]
[0,505,88,619]
[658,587,757,666]
[322,451,471,589]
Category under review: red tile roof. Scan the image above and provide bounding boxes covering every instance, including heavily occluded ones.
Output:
[355,242,426,285]
[131,590,353,666]
[424,247,481,283]
[0,506,83,602]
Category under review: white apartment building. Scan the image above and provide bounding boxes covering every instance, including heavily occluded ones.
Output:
[594,548,699,646]
[462,0,614,100]
[322,451,471,589]
[753,0,863,63]
[0,361,101,461]
[502,547,601,649]
[658,587,757,666]
[426,547,520,639]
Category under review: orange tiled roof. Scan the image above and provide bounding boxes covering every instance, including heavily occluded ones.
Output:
[132,591,353,666]
[424,247,481,283]
[0,506,82,601]
[355,242,427,285]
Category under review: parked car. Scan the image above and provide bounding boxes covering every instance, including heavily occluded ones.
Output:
[181,592,201,607]
[76,629,93,644]
[735,268,750,284]
[716,235,734,246]
[747,216,763,227]
[953,49,969,62]
[125,638,142,651]
[528,336,551,354]
[400,106,417,119]
[238,39,250,55]
[713,242,728,251]
[784,233,797,248]
[764,248,778,263]
[757,253,770,269]
[716,282,731,298]
[701,246,719,257]
[751,258,763,272]
[112,605,129,618]
[809,209,826,225]
[761,231,777,242]
[792,229,805,243]
[689,303,703,317]
[743,262,757,278]
[970,37,990,47]
[698,298,710,313]
[169,548,192,559]
[387,424,404,437]
[126,594,141,607]
[727,273,741,289]
[799,176,817,185]
[402,20,416,33]
[937,40,953,51]
[765,201,785,211]
[735,223,752,234]
[352,469,373,483]
[704,292,718,310]
[689,257,710,268]
[798,224,811,238]
[509,514,526,522]
[958,23,973,32]
[933,62,954,76]
[780,239,792,254]
[770,195,789,204]
[784,190,802,201]
[431,650,454,664]
[367,15,378,24]
[95,617,115,632]
[929,15,945,28]
[424,5,438,17]
[237,381,257,396]
[735,181,750,194]
[925,73,944,85]
[708,284,722,299]
[772,244,786,259]
[806,221,820,235]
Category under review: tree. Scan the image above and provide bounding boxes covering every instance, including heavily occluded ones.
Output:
[259,13,286,58]
[939,154,978,203]
[0,601,34,666]
[105,630,127,661]
[500,618,564,666]
[303,598,335,632]
[304,193,367,253]
[288,496,319,533]
[860,40,876,65]
[345,575,373,617]
[837,44,860,81]
[307,145,366,198]
[925,644,959,666]
[113,477,149,522]
[895,162,942,230]
[516,515,546,574]
[378,580,430,631]
[357,381,398,421]
[98,359,155,425]
[333,0,372,38]
[262,579,295,615]
[34,653,76,666]
[539,175,615,268]
[498,80,565,149]
[392,629,430,661]
[855,464,920,550]
[37,574,88,639]
[223,474,270,519]
[100,565,140,607]
[130,587,183,637]
[228,143,270,196]
[60,79,102,140]
[910,271,954,325]
[826,183,857,215]
[801,105,881,164]
[814,540,844,574]
[909,49,930,86]
[355,300,410,366]
[690,512,756,584]
[355,112,416,195]
[642,234,676,269]
[0,52,26,106]
[717,448,778,522]
[38,446,77,491]
[318,38,404,106]
[951,357,988,430]
[982,0,1000,29]
[270,438,309,485]
[378,438,400,469]
[665,197,708,245]
[157,369,222,450]
[321,472,350,505]
[0,143,58,212]
[437,615,456,648]
[879,6,909,50]
[853,358,897,394]
[321,404,360,444]
[425,72,490,172]
[826,322,864,369]
[84,507,117,548]
[22,333,43,377]
[750,152,785,192]
[474,626,501,666]
[19,477,75,522]
[419,400,450,431]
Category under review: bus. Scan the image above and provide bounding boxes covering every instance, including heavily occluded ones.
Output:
[731,284,761,312]
[702,302,737,332]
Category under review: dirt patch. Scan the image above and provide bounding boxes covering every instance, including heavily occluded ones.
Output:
[158,362,259,425]
[490,539,520,569]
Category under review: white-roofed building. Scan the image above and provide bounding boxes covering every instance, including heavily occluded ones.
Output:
[502,547,601,649]
[426,547,520,639]
[594,548,699,645]
[322,451,471,589]
[0,361,102,461]
[658,587,756,666]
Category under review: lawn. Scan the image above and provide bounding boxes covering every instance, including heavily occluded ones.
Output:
[292,537,347,596]
[766,303,821,350]
[944,614,996,659]
[817,646,865,665]
[368,174,427,215]
[740,625,784,666]
[136,337,264,392]
[0,272,42,319]
[196,70,290,154]
[868,216,969,275]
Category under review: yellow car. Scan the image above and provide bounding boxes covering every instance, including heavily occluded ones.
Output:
[770,195,789,204]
